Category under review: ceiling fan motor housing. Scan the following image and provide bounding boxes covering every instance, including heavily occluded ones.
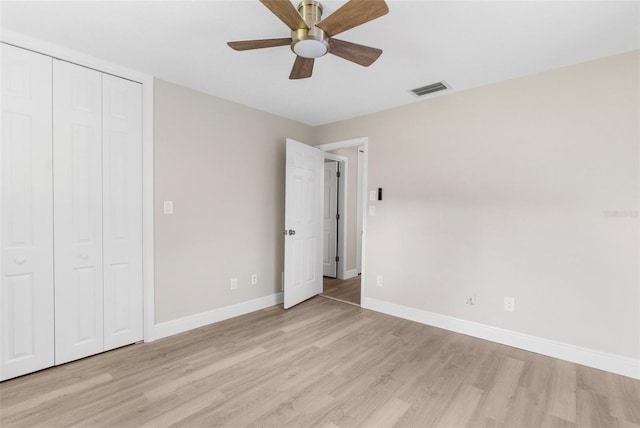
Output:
[291,0,329,58]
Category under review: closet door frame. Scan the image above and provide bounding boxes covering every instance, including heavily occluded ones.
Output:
[0,31,157,342]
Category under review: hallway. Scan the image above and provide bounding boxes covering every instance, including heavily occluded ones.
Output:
[321,276,361,305]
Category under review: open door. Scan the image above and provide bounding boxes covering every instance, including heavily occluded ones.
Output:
[323,161,338,278]
[283,139,323,309]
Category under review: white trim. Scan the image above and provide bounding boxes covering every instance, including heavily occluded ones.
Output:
[337,159,348,279]
[317,137,368,305]
[1,30,157,343]
[362,297,640,380]
[323,152,347,163]
[1,30,149,84]
[317,137,367,153]
[154,293,284,340]
[356,149,364,274]
[142,78,155,342]
[344,269,358,279]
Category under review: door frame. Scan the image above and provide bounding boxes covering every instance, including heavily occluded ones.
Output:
[356,148,364,274]
[1,30,157,341]
[316,137,368,301]
[323,153,348,279]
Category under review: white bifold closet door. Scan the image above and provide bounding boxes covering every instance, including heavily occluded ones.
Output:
[101,73,143,352]
[1,46,143,379]
[0,44,55,380]
[53,60,142,365]
[53,60,104,364]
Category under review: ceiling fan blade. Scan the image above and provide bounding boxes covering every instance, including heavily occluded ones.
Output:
[227,38,292,51]
[260,0,309,31]
[289,56,314,79]
[317,0,388,37]
[328,38,382,67]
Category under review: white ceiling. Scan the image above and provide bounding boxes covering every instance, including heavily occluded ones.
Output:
[2,1,638,126]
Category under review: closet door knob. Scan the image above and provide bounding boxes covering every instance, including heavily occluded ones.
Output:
[15,257,26,264]
[79,254,89,260]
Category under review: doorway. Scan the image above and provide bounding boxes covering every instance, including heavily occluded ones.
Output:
[323,159,340,278]
[317,138,368,306]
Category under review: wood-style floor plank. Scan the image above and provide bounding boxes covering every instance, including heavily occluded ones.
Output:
[1,296,639,427]
[322,276,361,305]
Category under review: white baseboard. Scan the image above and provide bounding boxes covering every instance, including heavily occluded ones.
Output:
[362,297,640,380]
[151,292,283,341]
[343,269,358,280]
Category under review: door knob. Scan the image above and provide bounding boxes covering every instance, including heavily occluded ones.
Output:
[14,257,25,265]
[288,229,296,236]
[79,254,89,260]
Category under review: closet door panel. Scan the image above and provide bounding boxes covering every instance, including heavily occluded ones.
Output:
[102,75,143,351]
[53,60,104,365]
[0,44,54,381]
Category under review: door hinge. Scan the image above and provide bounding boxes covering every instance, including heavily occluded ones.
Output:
[335,256,340,262]
[336,171,341,178]
[336,213,340,220]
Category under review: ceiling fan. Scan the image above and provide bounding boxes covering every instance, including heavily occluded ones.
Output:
[227,0,389,80]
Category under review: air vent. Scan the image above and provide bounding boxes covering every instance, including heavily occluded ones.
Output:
[410,81,449,97]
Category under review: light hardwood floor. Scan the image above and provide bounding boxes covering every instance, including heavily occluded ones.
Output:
[1,297,639,427]
[322,276,361,305]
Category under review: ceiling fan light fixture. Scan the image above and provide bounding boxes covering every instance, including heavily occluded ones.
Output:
[227,0,389,79]
[293,38,329,58]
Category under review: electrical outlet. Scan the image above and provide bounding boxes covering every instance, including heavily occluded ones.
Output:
[230,278,238,290]
[376,275,383,287]
[251,274,258,285]
[504,296,515,312]
[163,200,173,215]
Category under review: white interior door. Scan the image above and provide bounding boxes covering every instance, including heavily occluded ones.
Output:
[283,139,323,309]
[0,44,55,381]
[102,74,143,351]
[53,60,104,365]
[322,161,338,277]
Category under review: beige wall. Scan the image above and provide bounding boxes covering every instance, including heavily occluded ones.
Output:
[153,51,639,359]
[330,147,359,272]
[154,79,313,323]
[315,51,640,358]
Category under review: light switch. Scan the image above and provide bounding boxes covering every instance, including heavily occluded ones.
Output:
[369,190,376,201]
[163,200,174,215]
[369,205,376,216]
